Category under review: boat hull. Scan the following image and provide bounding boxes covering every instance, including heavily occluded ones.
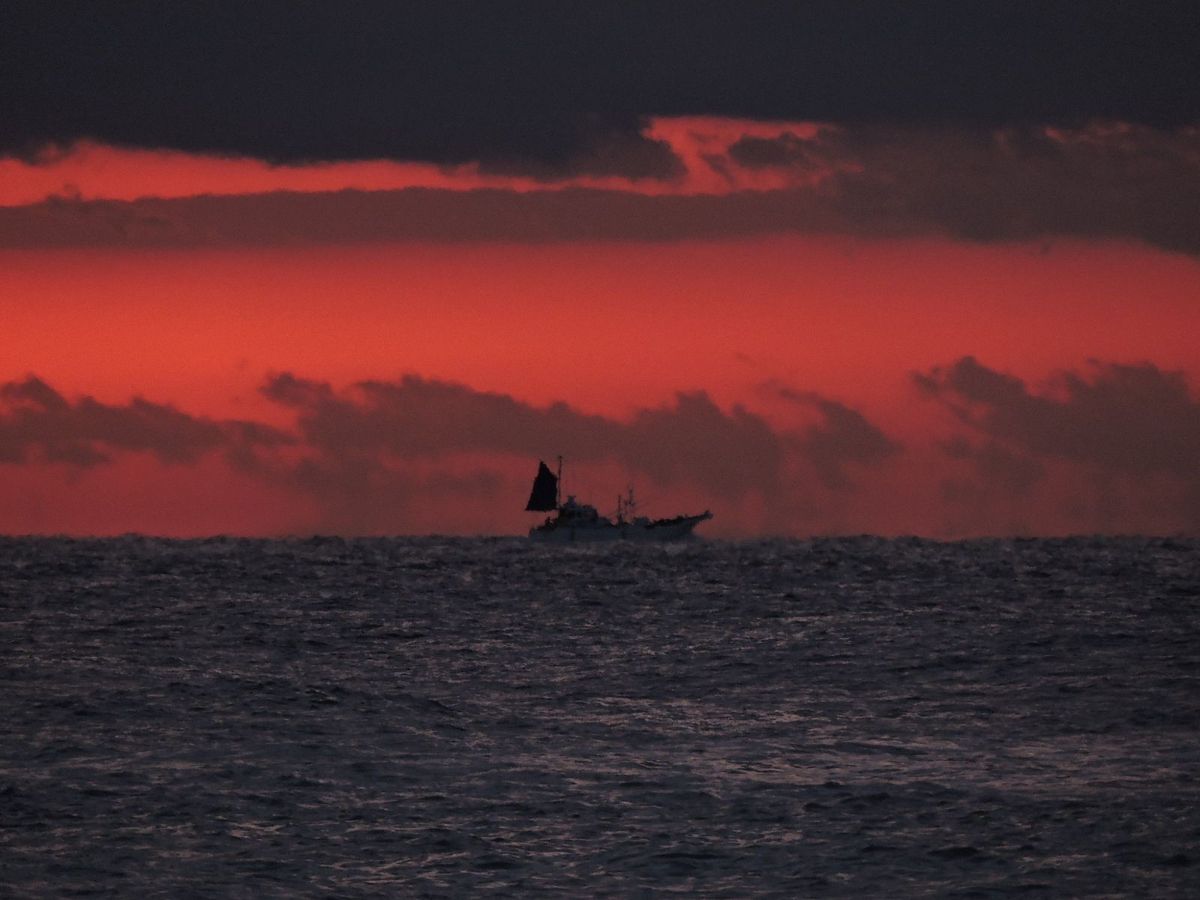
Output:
[529,512,712,543]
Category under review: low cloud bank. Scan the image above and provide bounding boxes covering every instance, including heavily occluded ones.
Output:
[0,376,286,467]
[5,364,1197,535]
[917,356,1200,532]
[2,373,898,534]
[258,373,894,514]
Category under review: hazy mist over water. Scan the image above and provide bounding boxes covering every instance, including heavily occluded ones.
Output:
[2,536,1198,896]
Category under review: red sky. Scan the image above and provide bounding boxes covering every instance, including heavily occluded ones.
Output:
[3,117,1199,537]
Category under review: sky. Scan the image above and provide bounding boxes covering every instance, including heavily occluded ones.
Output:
[2,3,1199,537]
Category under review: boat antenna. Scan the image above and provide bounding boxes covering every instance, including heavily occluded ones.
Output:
[556,455,563,508]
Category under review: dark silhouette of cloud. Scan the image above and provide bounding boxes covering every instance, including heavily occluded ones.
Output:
[917,357,1200,531]
[7,368,1197,534]
[256,373,901,531]
[3,119,1197,255]
[916,356,1200,476]
[728,132,832,171]
[728,122,1200,255]
[275,454,508,537]
[0,376,288,467]
[773,387,901,489]
[2,372,900,533]
[3,3,1197,167]
[477,127,685,182]
[1,373,897,499]
[933,436,1048,535]
[260,373,785,501]
[940,436,1045,497]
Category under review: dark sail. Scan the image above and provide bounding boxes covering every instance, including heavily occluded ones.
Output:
[525,461,558,511]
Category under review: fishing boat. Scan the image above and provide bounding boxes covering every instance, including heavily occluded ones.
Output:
[525,458,712,542]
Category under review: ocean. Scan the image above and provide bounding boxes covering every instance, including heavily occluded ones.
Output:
[2,536,1198,896]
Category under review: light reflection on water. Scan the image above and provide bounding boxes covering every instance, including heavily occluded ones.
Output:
[1,535,1197,895]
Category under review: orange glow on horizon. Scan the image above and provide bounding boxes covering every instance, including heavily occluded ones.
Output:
[3,139,1199,536]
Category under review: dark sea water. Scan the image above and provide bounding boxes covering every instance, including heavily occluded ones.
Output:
[2,536,1198,897]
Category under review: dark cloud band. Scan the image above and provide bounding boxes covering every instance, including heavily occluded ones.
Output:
[0,376,288,467]
[1,372,899,533]
[917,357,1200,532]
[3,3,1198,166]
[3,118,1197,256]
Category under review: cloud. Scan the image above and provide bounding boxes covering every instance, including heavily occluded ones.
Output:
[256,373,903,532]
[271,454,509,536]
[916,357,1200,531]
[728,131,835,171]
[940,436,1045,497]
[252,374,786,531]
[261,373,786,501]
[0,371,900,533]
[477,125,685,182]
[773,387,901,489]
[8,367,1196,535]
[0,376,288,467]
[726,122,1200,255]
[2,120,1197,255]
[1,373,899,515]
[916,356,1200,476]
[3,5,1197,167]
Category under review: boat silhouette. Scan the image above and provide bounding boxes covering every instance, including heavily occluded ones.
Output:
[525,457,712,542]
